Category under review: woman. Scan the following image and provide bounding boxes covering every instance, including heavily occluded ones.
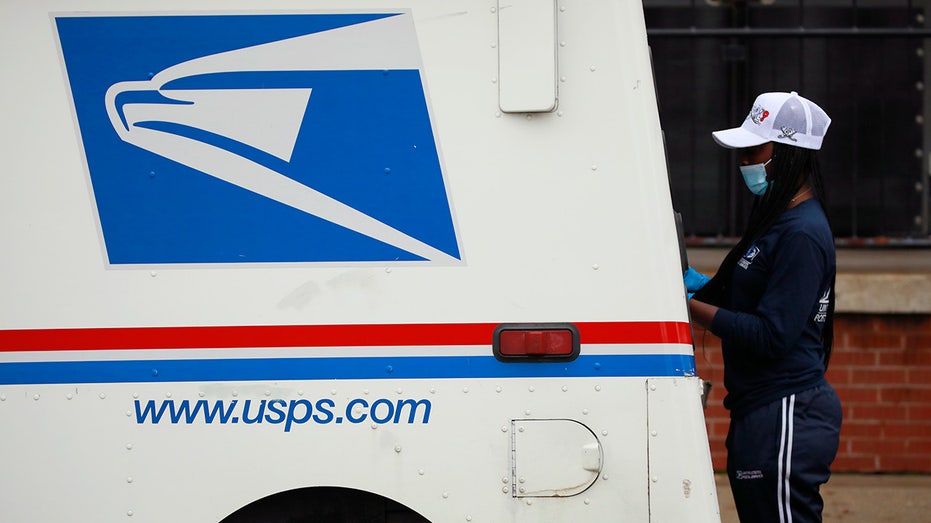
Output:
[685,91,842,523]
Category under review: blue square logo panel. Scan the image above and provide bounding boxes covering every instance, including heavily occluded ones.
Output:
[56,13,461,264]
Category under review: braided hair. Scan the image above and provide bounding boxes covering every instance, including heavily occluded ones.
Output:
[693,142,836,367]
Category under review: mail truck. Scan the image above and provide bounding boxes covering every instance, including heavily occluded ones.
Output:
[0,1,719,521]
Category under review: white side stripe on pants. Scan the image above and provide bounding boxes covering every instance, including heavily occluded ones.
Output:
[777,394,797,523]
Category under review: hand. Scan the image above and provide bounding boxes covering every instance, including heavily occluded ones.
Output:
[684,266,710,293]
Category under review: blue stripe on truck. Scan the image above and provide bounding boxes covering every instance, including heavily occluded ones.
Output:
[0,354,696,384]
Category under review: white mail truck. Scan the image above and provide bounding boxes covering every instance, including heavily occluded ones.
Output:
[0,1,720,521]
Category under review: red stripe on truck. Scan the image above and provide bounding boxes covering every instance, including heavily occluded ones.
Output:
[0,321,691,351]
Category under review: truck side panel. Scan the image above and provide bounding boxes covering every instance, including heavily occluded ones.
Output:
[0,2,718,521]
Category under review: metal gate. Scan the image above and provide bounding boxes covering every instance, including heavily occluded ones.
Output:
[645,0,931,244]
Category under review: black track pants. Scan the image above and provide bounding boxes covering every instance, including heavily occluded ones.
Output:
[726,384,842,523]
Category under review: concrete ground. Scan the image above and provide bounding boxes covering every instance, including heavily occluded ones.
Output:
[715,473,931,522]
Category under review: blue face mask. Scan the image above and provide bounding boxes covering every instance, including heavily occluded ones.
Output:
[739,157,773,196]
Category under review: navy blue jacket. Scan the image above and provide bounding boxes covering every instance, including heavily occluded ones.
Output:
[711,199,835,418]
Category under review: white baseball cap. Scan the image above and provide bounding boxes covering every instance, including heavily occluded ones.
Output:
[712,91,831,150]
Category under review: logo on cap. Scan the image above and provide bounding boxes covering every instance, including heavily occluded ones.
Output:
[749,105,770,125]
[778,126,799,142]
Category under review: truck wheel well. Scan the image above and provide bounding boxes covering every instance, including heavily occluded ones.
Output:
[220,486,430,523]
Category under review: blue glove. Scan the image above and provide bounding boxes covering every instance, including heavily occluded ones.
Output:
[683,266,710,293]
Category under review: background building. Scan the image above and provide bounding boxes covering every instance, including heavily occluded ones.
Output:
[644,0,931,473]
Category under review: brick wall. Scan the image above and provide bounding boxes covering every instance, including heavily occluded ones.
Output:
[694,313,931,473]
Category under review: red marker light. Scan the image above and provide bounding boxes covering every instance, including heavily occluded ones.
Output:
[493,323,580,362]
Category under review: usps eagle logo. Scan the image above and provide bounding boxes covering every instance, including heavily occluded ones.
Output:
[738,245,761,269]
[56,13,461,265]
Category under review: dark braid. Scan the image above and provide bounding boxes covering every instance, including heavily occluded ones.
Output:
[693,142,836,368]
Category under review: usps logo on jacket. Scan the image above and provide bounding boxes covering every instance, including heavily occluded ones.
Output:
[738,245,761,269]
[55,13,461,265]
